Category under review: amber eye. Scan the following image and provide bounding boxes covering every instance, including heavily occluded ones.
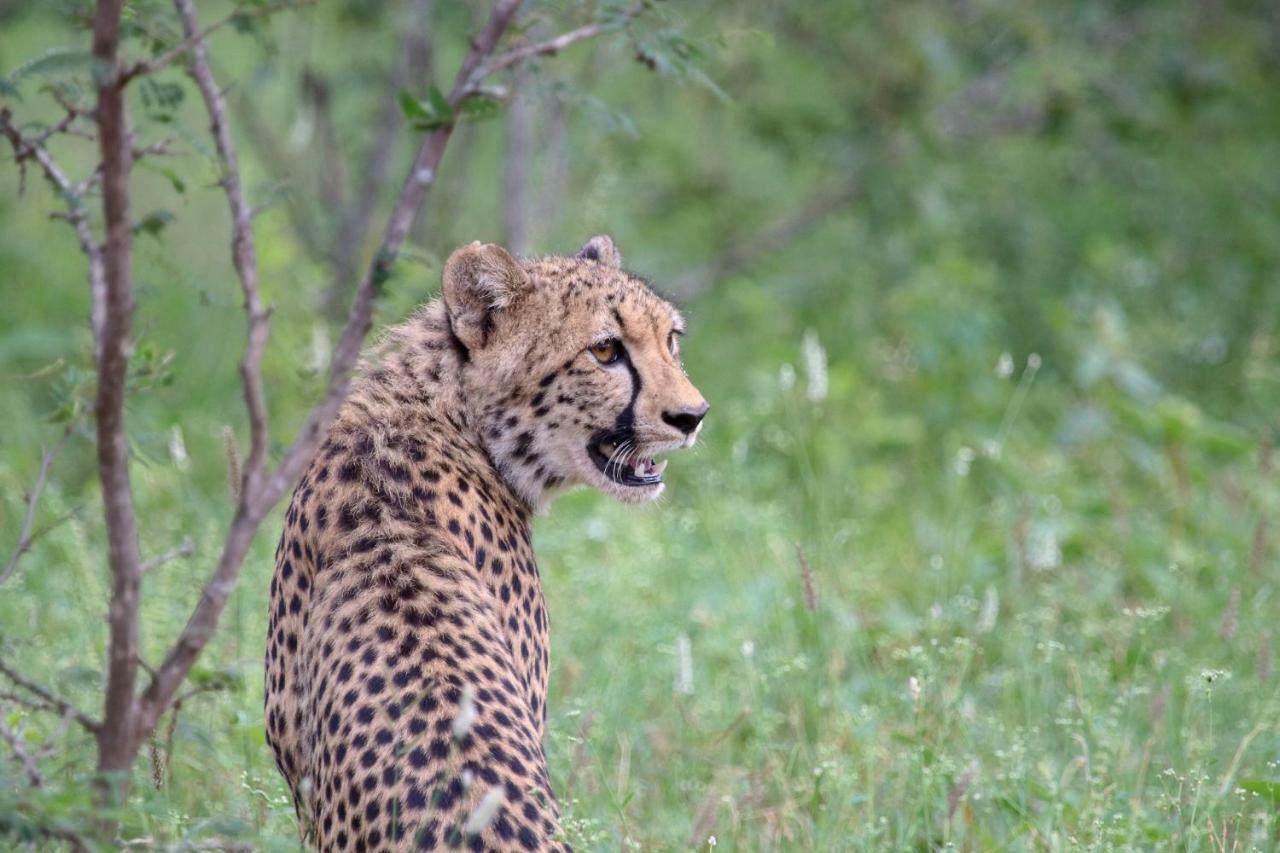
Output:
[589,339,622,365]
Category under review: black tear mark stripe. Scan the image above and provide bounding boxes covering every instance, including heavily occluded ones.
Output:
[612,310,642,435]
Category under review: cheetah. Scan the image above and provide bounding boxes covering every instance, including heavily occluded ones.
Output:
[264,236,708,851]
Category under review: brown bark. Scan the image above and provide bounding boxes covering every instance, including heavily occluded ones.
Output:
[89,0,145,790]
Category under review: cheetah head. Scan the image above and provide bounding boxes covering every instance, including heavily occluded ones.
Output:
[443,236,708,508]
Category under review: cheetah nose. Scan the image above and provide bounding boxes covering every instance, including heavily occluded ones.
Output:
[662,402,709,435]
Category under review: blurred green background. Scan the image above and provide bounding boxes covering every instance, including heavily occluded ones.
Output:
[2,0,1279,849]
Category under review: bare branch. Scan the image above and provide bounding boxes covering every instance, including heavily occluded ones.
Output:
[90,0,147,780]
[0,660,99,733]
[140,537,195,574]
[0,109,107,355]
[0,716,43,788]
[1,432,67,586]
[175,0,270,504]
[134,0,529,743]
[120,7,249,83]
[473,3,648,88]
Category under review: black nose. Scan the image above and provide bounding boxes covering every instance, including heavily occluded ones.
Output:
[662,402,709,435]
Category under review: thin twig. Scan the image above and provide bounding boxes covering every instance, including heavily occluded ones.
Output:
[794,543,818,611]
[140,537,195,574]
[0,109,107,355]
[470,2,648,90]
[1,433,67,585]
[121,7,250,83]
[0,660,99,733]
[0,716,43,787]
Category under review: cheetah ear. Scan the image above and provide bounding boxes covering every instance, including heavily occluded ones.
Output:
[577,235,622,269]
[442,241,530,350]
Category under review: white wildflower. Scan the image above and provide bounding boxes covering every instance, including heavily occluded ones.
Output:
[954,446,975,476]
[779,363,796,391]
[995,351,1014,379]
[801,329,828,403]
[1026,523,1061,571]
[977,586,999,634]
[675,633,694,696]
[908,675,922,705]
[169,424,191,472]
[309,321,331,375]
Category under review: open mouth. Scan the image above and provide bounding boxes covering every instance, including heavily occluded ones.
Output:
[587,432,668,487]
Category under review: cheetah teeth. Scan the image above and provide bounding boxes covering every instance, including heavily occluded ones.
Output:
[633,458,666,477]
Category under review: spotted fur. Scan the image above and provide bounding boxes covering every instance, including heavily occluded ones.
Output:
[265,237,706,851]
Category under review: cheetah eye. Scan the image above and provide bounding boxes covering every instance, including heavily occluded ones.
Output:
[589,339,623,365]
[667,331,680,357]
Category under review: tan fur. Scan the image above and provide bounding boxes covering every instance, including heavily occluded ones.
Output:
[265,237,706,851]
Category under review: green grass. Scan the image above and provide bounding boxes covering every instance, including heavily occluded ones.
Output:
[2,263,1277,850]
[3,0,1280,848]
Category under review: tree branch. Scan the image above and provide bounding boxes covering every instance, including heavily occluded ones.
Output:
[0,661,99,733]
[133,0,529,742]
[120,5,273,84]
[89,0,146,780]
[0,717,43,788]
[175,0,271,504]
[0,109,107,356]
[1,433,67,586]
[140,537,195,574]
[472,3,647,89]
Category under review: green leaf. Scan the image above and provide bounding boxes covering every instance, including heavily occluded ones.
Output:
[427,85,451,116]
[399,86,455,131]
[134,209,175,239]
[458,92,502,122]
[161,168,187,195]
[1,47,94,96]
